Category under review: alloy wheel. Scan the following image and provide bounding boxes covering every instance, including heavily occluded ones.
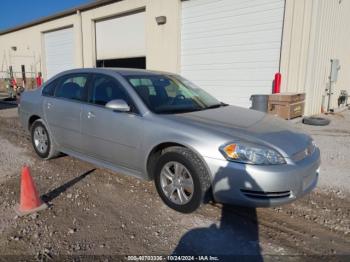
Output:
[160,161,194,205]
[33,126,49,154]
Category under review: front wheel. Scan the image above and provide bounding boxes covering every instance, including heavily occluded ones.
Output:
[154,147,211,213]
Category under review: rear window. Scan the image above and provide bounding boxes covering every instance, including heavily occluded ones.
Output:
[42,80,57,97]
[55,75,89,101]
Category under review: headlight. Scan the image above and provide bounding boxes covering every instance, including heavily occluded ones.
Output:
[220,142,286,165]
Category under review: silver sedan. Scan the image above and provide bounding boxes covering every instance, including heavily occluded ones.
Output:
[18,68,320,213]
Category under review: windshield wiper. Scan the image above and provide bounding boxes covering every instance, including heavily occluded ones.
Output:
[204,102,228,109]
[157,108,203,114]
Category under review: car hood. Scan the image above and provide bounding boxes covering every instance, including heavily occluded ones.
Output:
[163,105,311,157]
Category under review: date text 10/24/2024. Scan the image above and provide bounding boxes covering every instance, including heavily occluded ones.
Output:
[127,256,220,261]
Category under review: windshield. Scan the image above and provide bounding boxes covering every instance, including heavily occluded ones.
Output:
[125,74,225,114]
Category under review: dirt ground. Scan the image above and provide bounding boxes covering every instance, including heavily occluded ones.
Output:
[0,103,349,261]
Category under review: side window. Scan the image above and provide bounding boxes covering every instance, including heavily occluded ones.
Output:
[42,80,57,97]
[55,75,88,101]
[89,75,129,106]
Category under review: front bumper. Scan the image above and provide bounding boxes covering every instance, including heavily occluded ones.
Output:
[206,148,320,207]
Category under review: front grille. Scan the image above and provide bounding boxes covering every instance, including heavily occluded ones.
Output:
[241,189,291,199]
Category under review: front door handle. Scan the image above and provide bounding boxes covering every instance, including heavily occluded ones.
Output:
[87,111,95,119]
[47,102,52,109]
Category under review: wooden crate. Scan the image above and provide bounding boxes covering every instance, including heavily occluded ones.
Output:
[269,92,305,103]
[0,79,5,91]
[268,101,305,119]
[268,93,305,119]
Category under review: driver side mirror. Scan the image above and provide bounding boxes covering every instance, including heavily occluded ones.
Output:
[105,99,130,112]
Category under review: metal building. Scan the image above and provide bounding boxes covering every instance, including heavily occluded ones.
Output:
[0,0,349,115]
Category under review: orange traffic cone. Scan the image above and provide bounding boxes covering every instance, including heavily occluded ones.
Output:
[14,166,48,216]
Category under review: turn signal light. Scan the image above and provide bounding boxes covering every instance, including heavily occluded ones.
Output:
[223,144,239,159]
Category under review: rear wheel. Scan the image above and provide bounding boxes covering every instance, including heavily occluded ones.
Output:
[31,119,59,160]
[154,146,211,213]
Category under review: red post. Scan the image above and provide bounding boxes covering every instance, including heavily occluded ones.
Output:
[36,72,43,88]
[273,72,282,93]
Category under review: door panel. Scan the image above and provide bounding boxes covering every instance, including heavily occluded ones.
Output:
[82,105,143,170]
[43,97,83,152]
[81,73,143,170]
[42,73,89,152]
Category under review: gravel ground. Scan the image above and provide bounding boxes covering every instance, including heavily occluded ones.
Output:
[0,137,33,182]
[295,110,350,192]
[0,104,349,260]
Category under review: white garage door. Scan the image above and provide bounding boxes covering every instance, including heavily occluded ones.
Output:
[181,0,285,108]
[95,12,146,60]
[44,27,75,79]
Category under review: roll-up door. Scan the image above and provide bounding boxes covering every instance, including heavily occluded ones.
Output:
[95,11,146,61]
[44,27,75,79]
[181,0,285,107]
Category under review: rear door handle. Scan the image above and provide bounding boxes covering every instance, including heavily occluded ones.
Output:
[47,102,52,109]
[87,111,95,119]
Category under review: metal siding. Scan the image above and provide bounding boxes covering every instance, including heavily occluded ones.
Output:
[44,27,75,79]
[181,0,285,108]
[280,0,350,115]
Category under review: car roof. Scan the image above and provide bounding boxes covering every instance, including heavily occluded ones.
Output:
[61,67,175,77]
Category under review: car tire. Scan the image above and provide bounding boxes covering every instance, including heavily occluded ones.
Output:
[31,119,59,160]
[302,116,330,126]
[154,146,211,213]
